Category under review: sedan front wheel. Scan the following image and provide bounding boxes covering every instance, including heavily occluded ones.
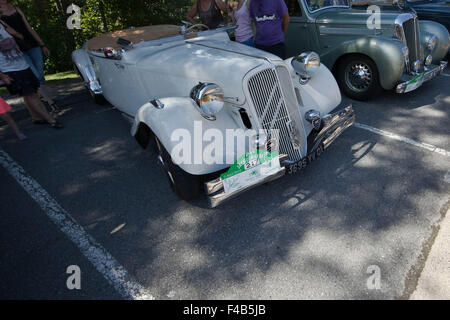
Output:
[336,55,381,101]
[155,137,202,201]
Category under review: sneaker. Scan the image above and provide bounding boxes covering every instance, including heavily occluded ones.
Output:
[50,103,62,113]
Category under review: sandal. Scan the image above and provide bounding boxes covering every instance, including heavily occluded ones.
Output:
[50,121,63,129]
[32,119,47,124]
[50,103,62,113]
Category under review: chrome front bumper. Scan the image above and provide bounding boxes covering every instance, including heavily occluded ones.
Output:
[396,61,448,93]
[204,105,355,208]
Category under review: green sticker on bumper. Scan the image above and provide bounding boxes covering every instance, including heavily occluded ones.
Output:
[220,149,281,194]
[407,73,424,85]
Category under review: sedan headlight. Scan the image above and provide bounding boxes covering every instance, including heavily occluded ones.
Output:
[427,35,437,52]
[291,51,321,83]
[412,60,421,73]
[190,82,224,120]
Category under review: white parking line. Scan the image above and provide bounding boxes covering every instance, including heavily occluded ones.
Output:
[0,148,154,300]
[353,123,450,157]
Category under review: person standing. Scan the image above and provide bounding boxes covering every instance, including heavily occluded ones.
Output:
[249,0,290,59]
[187,0,229,30]
[0,0,60,115]
[230,0,254,47]
[0,22,62,129]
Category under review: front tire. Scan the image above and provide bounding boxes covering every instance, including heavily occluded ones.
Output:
[90,91,108,105]
[155,137,201,201]
[336,54,381,101]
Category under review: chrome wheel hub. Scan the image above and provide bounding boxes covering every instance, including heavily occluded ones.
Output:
[345,62,372,92]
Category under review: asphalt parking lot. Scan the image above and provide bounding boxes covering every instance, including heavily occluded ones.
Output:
[0,70,449,300]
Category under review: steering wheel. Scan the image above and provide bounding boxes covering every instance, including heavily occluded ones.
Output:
[186,24,210,33]
[307,0,321,10]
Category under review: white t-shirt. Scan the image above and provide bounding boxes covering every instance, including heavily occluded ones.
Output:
[0,24,29,73]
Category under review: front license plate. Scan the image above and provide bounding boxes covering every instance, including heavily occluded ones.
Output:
[286,144,324,174]
[221,150,281,194]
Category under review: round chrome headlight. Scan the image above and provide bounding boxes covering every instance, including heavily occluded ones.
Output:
[190,83,224,119]
[427,35,437,52]
[291,51,321,80]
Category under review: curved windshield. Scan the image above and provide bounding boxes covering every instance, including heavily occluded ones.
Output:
[304,0,350,12]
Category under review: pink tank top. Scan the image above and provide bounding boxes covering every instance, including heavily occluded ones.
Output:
[233,0,253,43]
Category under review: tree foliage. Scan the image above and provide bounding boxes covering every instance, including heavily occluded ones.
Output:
[12,0,196,73]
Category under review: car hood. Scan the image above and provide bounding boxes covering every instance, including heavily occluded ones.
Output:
[133,37,281,106]
[316,7,400,26]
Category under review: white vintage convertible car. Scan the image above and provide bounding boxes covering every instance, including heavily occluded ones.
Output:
[72,24,355,207]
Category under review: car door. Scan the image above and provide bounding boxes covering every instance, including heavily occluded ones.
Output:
[285,0,315,57]
[93,54,145,116]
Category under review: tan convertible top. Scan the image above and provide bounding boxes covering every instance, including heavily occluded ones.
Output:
[87,25,180,51]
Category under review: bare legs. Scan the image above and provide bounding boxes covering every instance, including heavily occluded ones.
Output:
[26,86,58,121]
[38,85,56,107]
[1,112,20,135]
[0,112,27,140]
[23,92,55,124]
[1,93,62,139]
[24,100,43,121]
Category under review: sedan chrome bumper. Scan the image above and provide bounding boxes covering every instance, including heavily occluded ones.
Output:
[396,61,448,94]
[204,105,355,208]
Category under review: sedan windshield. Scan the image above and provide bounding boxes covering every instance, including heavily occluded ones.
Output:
[305,0,350,12]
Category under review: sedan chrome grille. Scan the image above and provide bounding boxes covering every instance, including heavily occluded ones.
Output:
[402,17,423,72]
[247,68,306,162]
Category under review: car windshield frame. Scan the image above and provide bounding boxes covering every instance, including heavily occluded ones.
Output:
[304,0,351,13]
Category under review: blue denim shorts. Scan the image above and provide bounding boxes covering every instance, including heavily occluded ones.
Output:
[23,46,45,85]
[239,37,255,47]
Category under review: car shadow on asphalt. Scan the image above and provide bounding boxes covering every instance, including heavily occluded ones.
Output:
[110,126,446,299]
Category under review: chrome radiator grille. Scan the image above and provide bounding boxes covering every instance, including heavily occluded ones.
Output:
[247,68,306,162]
[402,17,423,70]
